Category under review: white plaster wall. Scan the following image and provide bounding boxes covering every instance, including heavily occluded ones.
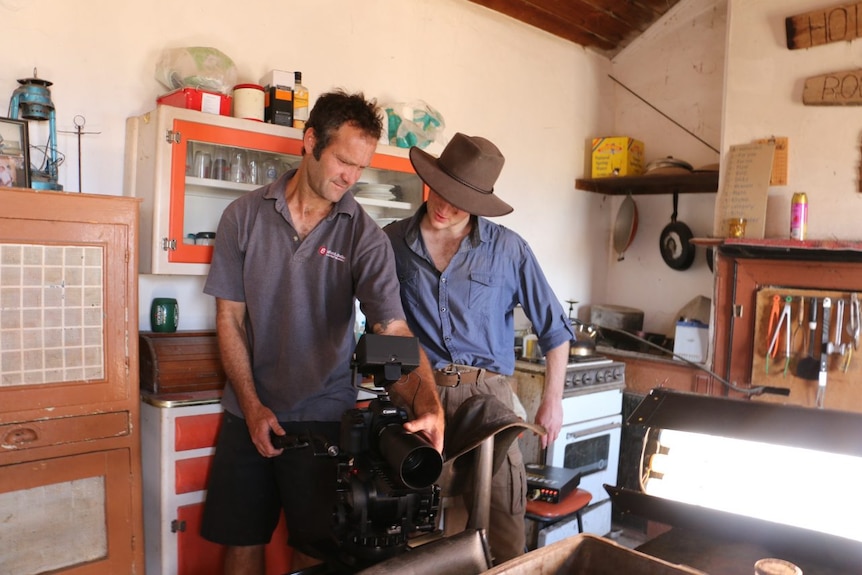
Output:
[605,0,727,335]
[724,0,862,240]
[0,0,611,330]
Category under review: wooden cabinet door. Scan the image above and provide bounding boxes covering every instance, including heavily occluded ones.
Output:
[0,449,136,575]
[0,202,134,422]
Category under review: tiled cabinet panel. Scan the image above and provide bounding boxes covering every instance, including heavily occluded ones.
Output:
[0,188,143,575]
[141,395,293,575]
[125,106,425,275]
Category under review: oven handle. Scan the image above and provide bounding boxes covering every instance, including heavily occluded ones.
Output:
[564,421,620,440]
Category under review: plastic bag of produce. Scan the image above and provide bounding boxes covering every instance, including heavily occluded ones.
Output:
[383,100,445,149]
[155,47,238,95]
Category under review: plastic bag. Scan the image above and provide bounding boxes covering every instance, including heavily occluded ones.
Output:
[383,101,445,149]
[155,47,238,95]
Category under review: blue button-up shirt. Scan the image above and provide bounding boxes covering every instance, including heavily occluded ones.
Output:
[384,205,573,375]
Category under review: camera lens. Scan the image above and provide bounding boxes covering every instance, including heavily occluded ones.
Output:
[378,426,443,489]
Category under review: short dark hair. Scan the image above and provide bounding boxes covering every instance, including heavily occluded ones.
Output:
[305,90,383,160]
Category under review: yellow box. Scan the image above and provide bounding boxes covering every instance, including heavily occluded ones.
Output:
[591,137,645,177]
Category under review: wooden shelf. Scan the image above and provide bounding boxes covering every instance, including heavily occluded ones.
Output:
[575,171,719,195]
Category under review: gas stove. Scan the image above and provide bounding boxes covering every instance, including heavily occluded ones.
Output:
[514,358,626,543]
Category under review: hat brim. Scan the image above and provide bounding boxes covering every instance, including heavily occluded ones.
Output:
[410,147,513,217]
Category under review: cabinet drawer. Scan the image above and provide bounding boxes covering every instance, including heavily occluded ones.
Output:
[175,455,213,494]
[0,412,129,453]
[175,413,222,451]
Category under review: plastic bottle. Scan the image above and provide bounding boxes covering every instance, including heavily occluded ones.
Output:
[292,71,309,130]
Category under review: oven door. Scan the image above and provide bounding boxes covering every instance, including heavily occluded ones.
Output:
[545,414,622,504]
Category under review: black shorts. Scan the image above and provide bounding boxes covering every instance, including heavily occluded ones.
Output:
[200,411,340,551]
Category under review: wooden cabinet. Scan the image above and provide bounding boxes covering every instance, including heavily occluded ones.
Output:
[141,393,293,575]
[0,188,143,574]
[125,106,425,275]
[604,349,715,395]
[713,241,862,411]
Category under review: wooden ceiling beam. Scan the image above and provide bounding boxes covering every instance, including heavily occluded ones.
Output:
[464,0,681,54]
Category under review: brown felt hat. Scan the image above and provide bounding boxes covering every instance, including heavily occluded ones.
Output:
[409,133,513,217]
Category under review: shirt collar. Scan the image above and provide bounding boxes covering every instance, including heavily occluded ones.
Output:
[405,203,487,247]
[265,169,360,221]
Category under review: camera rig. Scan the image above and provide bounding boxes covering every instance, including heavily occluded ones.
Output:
[330,334,442,569]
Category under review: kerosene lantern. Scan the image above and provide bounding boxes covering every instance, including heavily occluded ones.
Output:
[8,68,62,190]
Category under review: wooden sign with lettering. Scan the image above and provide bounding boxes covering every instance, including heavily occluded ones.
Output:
[786,1,862,49]
[803,69,862,105]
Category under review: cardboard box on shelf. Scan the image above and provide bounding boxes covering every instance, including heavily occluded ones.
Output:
[591,137,645,178]
[259,69,295,90]
[264,86,294,126]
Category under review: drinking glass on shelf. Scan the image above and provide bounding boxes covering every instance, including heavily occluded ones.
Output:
[263,156,280,184]
[211,147,229,181]
[247,151,262,185]
[229,149,248,184]
[192,148,212,179]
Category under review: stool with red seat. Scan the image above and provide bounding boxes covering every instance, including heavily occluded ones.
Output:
[524,487,592,550]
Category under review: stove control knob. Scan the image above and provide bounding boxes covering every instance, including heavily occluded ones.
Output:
[614,367,624,380]
[572,373,584,386]
[596,369,607,382]
[581,371,594,386]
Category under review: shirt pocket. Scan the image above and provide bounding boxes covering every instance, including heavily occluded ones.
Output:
[468,271,501,315]
[398,267,423,309]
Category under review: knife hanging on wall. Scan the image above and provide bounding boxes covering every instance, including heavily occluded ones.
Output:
[816,297,831,409]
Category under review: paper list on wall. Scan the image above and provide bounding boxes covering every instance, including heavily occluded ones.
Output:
[713,141,775,238]
[756,136,788,186]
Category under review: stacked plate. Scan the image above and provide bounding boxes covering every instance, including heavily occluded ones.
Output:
[353,182,396,201]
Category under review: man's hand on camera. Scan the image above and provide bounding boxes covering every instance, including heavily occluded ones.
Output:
[403,410,445,453]
[245,403,286,457]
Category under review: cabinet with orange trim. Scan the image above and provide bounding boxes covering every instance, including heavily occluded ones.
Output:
[125,106,425,275]
[141,391,293,575]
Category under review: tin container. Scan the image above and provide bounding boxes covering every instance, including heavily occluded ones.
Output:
[790,192,808,240]
[232,83,265,122]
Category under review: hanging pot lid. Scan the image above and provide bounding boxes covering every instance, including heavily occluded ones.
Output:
[613,194,638,262]
[659,193,696,271]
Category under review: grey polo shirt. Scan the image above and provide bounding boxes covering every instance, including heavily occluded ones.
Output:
[204,171,406,422]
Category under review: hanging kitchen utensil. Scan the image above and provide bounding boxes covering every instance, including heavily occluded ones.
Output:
[613,194,638,261]
[659,192,696,270]
[797,296,820,380]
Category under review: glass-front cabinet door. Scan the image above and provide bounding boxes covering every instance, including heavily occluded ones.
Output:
[126,106,425,276]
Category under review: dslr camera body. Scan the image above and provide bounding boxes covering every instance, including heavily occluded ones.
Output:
[332,335,442,568]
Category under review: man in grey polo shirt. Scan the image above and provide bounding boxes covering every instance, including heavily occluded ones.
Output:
[200,90,444,575]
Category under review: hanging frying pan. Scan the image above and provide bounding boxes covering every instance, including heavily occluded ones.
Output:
[659,192,696,270]
[613,194,638,261]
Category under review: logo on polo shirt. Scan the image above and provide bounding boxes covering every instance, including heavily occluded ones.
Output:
[318,245,346,262]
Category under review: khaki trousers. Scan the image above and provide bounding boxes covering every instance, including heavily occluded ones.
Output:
[438,373,527,564]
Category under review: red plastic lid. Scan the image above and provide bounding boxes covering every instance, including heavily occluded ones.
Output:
[232,83,264,91]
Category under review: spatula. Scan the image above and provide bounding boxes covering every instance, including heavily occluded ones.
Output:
[797,296,820,380]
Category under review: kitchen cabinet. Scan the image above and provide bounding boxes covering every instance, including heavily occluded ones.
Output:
[603,349,714,395]
[125,106,425,275]
[574,172,718,195]
[713,240,862,411]
[0,188,143,574]
[141,392,293,575]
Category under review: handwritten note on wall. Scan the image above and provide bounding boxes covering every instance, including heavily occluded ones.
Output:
[713,142,775,238]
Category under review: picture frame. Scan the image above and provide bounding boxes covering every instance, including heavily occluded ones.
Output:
[0,116,30,188]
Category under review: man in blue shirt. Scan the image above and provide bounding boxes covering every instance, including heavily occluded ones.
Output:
[384,133,573,563]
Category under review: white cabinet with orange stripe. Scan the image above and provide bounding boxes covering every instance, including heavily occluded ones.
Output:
[141,392,293,575]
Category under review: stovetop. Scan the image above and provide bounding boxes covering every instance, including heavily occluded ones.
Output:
[514,358,626,391]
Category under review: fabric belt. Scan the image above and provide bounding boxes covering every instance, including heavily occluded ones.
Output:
[434,364,501,388]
